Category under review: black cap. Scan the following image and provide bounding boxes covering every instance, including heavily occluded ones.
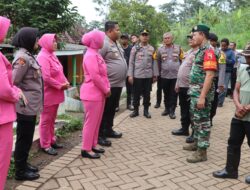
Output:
[209,33,218,42]
[140,29,149,35]
[121,33,129,39]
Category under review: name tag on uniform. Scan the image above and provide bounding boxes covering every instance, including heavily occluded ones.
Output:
[17,58,26,66]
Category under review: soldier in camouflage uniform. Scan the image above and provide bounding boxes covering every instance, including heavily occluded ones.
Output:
[183,24,217,163]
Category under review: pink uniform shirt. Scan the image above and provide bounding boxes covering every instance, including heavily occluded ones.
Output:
[37,34,68,106]
[0,17,20,125]
[80,30,110,101]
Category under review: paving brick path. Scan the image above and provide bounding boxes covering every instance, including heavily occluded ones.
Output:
[15,88,250,190]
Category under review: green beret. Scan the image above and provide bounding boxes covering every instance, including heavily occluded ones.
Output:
[192,24,210,33]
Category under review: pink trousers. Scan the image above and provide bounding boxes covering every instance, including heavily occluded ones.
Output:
[82,100,105,151]
[39,104,59,149]
[0,122,13,190]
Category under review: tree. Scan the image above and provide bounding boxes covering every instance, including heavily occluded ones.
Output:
[0,0,80,34]
[160,0,207,23]
[210,0,250,11]
[93,0,170,47]
[159,0,181,23]
[87,20,104,31]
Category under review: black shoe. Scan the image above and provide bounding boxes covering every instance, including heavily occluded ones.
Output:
[106,130,122,138]
[213,168,238,179]
[98,137,112,147]
[143,110,151,119]
[130,110,139,118]
[172,128,189,136]
[92,147,105,154]
[169,112,176,119]
[245,176,250,184]
[154,103,160,108]
[81,150,101,159]
[161,109,169,116]
[42,147,58,156]
[51,143,63,149]
[26,163,38,173]
[210,119,213,127]
[127,105,134,111]
[15,170,40,181]
[115,107,119,112]
[186,135,194,143]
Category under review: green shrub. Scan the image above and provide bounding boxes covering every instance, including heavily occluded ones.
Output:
[56,117,82,138]
[7,157,15,178]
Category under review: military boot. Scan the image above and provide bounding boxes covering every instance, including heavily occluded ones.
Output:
[187,148,207,163]
[213,146,240,179]
[183,140,197,151]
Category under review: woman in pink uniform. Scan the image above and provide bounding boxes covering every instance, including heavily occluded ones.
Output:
[81,30,111,159]
[37,34,69,156]
[0,16,25,190]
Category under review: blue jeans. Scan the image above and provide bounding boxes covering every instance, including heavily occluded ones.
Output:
[218,72,231,106]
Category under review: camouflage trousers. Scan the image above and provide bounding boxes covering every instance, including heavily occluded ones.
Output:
[190,96,212,149]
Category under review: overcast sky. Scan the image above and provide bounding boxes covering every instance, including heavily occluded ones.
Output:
[71,0,169,23]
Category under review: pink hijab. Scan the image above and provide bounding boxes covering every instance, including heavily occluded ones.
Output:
[38,33,56,53]
[81,30,105,50]
[0,16,11,44]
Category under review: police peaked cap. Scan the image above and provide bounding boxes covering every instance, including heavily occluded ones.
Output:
[140,29,149,35]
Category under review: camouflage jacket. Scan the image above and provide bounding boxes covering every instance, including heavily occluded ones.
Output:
[189,43,217,100]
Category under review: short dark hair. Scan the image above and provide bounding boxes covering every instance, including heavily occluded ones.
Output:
[221,38,229,46]
[230,42,237,46]
[130,34,138,38]
[105,21,118,32]
[209,33,218,42]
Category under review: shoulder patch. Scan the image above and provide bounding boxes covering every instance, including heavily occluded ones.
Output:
[179,48,184,60]
[153,51,157,60]
[218,51,226,64]
[17,57,26,66]
[203,49,217,71]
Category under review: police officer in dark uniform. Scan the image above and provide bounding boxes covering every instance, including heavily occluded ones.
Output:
[120,33,133,110]
[128,29,158,118]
